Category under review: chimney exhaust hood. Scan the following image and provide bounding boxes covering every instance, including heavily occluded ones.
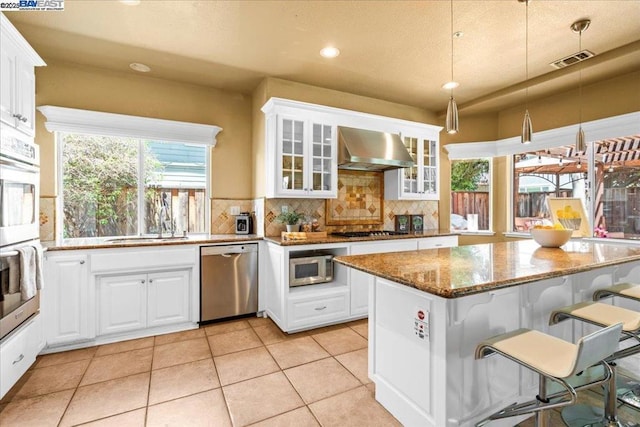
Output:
[337,126,414,171]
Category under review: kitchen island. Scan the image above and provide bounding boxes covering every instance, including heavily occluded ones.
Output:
[333,240,640,427]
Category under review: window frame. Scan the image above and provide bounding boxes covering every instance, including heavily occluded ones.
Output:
[39,106,221,241]
[444,111,640,239]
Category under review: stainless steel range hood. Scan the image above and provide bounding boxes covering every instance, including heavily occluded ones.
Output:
[337,126,414,171]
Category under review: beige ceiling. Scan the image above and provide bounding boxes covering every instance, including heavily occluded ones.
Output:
[5,0,640,115]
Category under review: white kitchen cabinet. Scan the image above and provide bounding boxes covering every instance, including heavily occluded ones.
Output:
[147,270,190,327]
[98,270,190,336]
[43,253,91,345]
[385,132,440,200]
[416,235,458,250]
[0,14,45,136]
[0,314,43,399]
[263,102,337,198]
[349,240,420,316]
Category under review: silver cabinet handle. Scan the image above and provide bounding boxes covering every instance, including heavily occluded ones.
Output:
[149,279,153,283]
[14,310,24,320]
[79,260,85,264]
[314,306,327,311]
[13,354,24,365]
[20,116,28,123]
[435,244,443,247]
[141,279,145,284]
[12,113,23,120]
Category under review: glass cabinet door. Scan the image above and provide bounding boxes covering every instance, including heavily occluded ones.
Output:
[422,139,437,194]
[402,136,419,195]
[311,123,333,192]
[280,118,305,191]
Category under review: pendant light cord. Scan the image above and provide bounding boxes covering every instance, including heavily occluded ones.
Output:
[525,0,529,109]
[450,0,454,98]
[578,28,582,126]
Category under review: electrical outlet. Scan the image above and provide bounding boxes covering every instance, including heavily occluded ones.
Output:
[230,206,240,215]
[281,205,289,214]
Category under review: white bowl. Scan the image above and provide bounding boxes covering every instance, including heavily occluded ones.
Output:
[530,229,573,248]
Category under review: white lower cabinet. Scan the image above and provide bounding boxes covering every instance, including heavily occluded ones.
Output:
[98,270,190,336]
[0,314,43,399]
[43,253,90,345]
[288,289,349,330]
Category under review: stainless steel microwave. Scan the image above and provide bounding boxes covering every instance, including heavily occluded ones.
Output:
[289,254,333,287]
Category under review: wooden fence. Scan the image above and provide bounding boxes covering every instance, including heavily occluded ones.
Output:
[451,191,489,230]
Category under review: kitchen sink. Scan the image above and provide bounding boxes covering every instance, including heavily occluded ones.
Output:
[106,236,189,244]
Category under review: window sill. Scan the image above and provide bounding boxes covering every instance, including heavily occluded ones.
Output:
[503,232,531,239]
[582,237,640,246]
[455,230,496,236]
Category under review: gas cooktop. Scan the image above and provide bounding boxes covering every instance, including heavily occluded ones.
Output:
[331,230,409,238]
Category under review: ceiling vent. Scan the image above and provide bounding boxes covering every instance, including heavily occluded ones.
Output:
[550,50,595,69]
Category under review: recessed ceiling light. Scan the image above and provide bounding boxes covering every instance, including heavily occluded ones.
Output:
[119,0,141,5]
[320,46,340,58]
[442,81,459,90]
[129,62,151,73]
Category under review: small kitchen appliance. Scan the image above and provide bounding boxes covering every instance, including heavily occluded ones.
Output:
[235,212,253,234]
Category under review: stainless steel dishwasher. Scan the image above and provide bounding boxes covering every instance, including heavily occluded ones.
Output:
[200,244,258,322]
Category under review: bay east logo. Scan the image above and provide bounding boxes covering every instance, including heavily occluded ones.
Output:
[1,0,64,11]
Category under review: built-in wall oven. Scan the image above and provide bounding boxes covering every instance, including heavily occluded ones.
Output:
[0,133,41,341]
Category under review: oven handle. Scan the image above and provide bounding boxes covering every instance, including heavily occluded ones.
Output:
[0,157,40,172]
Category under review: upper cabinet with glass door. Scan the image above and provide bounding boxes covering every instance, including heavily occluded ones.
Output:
[385,131,440,200]
[263,99,337,199]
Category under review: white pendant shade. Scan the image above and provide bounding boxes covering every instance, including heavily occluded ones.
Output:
[446,96,459,134]
[521,109,532,144]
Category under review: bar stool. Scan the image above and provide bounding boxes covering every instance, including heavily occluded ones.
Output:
[475,323,623,427]
[550,301,640,427]
[594,283,640,303]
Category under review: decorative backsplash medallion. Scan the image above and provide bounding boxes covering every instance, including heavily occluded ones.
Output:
[326,170,383,225]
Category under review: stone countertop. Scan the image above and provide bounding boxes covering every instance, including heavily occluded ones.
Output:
[264,230,457,246]
[333,240,640,299]
[44,234,262,251]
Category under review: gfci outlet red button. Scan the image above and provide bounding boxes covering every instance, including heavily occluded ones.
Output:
[417,310,425,320]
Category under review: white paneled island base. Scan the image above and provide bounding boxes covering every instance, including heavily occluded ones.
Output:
[334,241,640,427]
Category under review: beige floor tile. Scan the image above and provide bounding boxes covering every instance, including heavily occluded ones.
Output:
[59,372,149,427]
[81,347,153,386]
[247,316,273,328]
[0,389,73,427]
[349,322,369,339]
[207,328,263,356]
[284,358,361,404]
[94,337,154,357]
[309,385,402,427]
[215,347,280,386]
[266,336,330,370]
[153,327,205,346]
[13,359,90,400]
[307,323,349,335]
[149,358,219,405]
[204,319,251,336]
[252,321,290,345]
[34,346,97,368]
[223,372,304,426]
[248,407,320,427]
[77,408,146,426]
[335,348,371,384]
[147,389,231,427]
[311,327,368,355]
[152,337,211,370]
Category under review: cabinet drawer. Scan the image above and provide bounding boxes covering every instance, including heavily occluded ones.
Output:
[417,236,458,250]
[288,291,349,329]
[0,317,39,398]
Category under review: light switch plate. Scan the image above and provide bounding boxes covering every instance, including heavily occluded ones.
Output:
[230,206,240,215]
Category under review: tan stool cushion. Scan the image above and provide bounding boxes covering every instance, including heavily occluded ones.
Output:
[481,329,579,378]
[558,301,640,332]
[610,283,640,300]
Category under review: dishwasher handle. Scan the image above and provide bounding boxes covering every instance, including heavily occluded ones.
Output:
[201,244,258,257]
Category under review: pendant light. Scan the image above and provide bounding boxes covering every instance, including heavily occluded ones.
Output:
[445,0,459,134]
[572,19,590,154]
[519,0,532,144]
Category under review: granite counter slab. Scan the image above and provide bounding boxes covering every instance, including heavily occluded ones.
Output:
[333,240,640,298]
[44,234,262,251]
[265,230,456,246]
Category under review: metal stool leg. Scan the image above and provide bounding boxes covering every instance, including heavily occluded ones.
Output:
[536,373,550,427]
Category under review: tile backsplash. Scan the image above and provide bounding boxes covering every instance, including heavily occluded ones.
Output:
[213,174,439,236]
